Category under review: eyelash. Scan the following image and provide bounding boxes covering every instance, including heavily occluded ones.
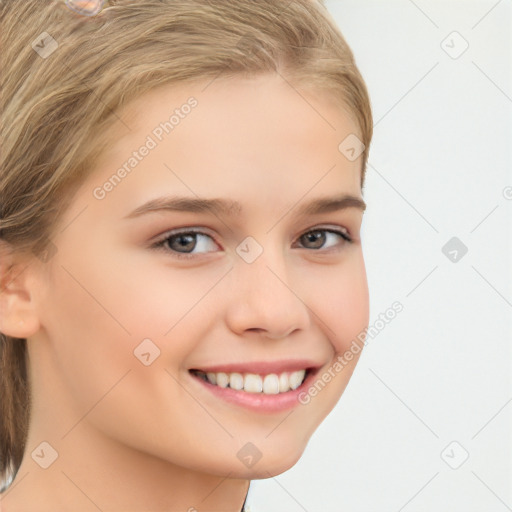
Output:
[151,226,353,261]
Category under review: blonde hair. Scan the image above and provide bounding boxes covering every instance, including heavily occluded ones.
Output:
[0,0,373,489]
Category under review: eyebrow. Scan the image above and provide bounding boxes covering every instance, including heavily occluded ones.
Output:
[123,194,366,220]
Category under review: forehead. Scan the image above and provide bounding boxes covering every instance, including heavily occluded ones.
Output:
[79,74,363,219]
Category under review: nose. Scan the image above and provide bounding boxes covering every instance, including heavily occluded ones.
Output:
[224,248,311,340]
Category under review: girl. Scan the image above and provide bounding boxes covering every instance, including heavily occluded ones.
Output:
[0,0,373,510]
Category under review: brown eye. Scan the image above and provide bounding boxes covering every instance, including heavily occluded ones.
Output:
[297,229,352,250]
[152,230,219,260]
[167,233,197,253]
[300,230,325,249]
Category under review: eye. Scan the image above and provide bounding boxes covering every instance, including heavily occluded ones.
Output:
[295,228,352,251]
[150,226,353,260]
[151,229,219,260]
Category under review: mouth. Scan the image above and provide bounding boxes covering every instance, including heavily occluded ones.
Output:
[189,367,312,395]
[187,364,321,413]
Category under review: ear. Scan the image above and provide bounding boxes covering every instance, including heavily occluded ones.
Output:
[0,241,41,339]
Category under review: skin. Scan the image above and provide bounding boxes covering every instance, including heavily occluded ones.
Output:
[0,72,369,511]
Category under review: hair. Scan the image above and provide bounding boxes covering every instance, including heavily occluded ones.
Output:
[0,0,373,490]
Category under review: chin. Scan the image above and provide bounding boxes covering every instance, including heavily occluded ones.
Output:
[237,442,307,480]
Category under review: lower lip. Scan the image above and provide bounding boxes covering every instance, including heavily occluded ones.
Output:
[188,368,319,413]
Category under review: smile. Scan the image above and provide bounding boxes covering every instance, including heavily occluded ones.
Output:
[188,364,321,413]
[190,369,308,395]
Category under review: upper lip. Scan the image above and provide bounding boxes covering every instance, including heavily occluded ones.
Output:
[190,359,323,375]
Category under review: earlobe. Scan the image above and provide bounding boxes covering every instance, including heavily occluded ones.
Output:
[0,244,41,339]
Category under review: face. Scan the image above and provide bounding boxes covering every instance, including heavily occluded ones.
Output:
[30,73,369,478]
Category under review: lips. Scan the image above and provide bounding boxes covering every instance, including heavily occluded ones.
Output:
[188,359,323,399]
[188,359,322,375]
[188,363,322,413]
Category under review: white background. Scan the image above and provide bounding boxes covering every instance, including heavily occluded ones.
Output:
[249,0,512,510]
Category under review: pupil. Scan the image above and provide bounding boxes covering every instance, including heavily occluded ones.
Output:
[304,231,324,248]
[172,234,196,252]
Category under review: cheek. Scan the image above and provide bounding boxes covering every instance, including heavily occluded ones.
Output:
[38,256,206,438]
[39,263,136,410]
[312,253,369,354]
[42,255,229,403]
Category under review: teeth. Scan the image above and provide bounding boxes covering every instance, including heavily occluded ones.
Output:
[289,370,305,390]
[216,372,229,388]
[263,374,279,394]
[244,374,263,393]
[279,372,290,392]
[195,369,307,394]
[229,372,244,391]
